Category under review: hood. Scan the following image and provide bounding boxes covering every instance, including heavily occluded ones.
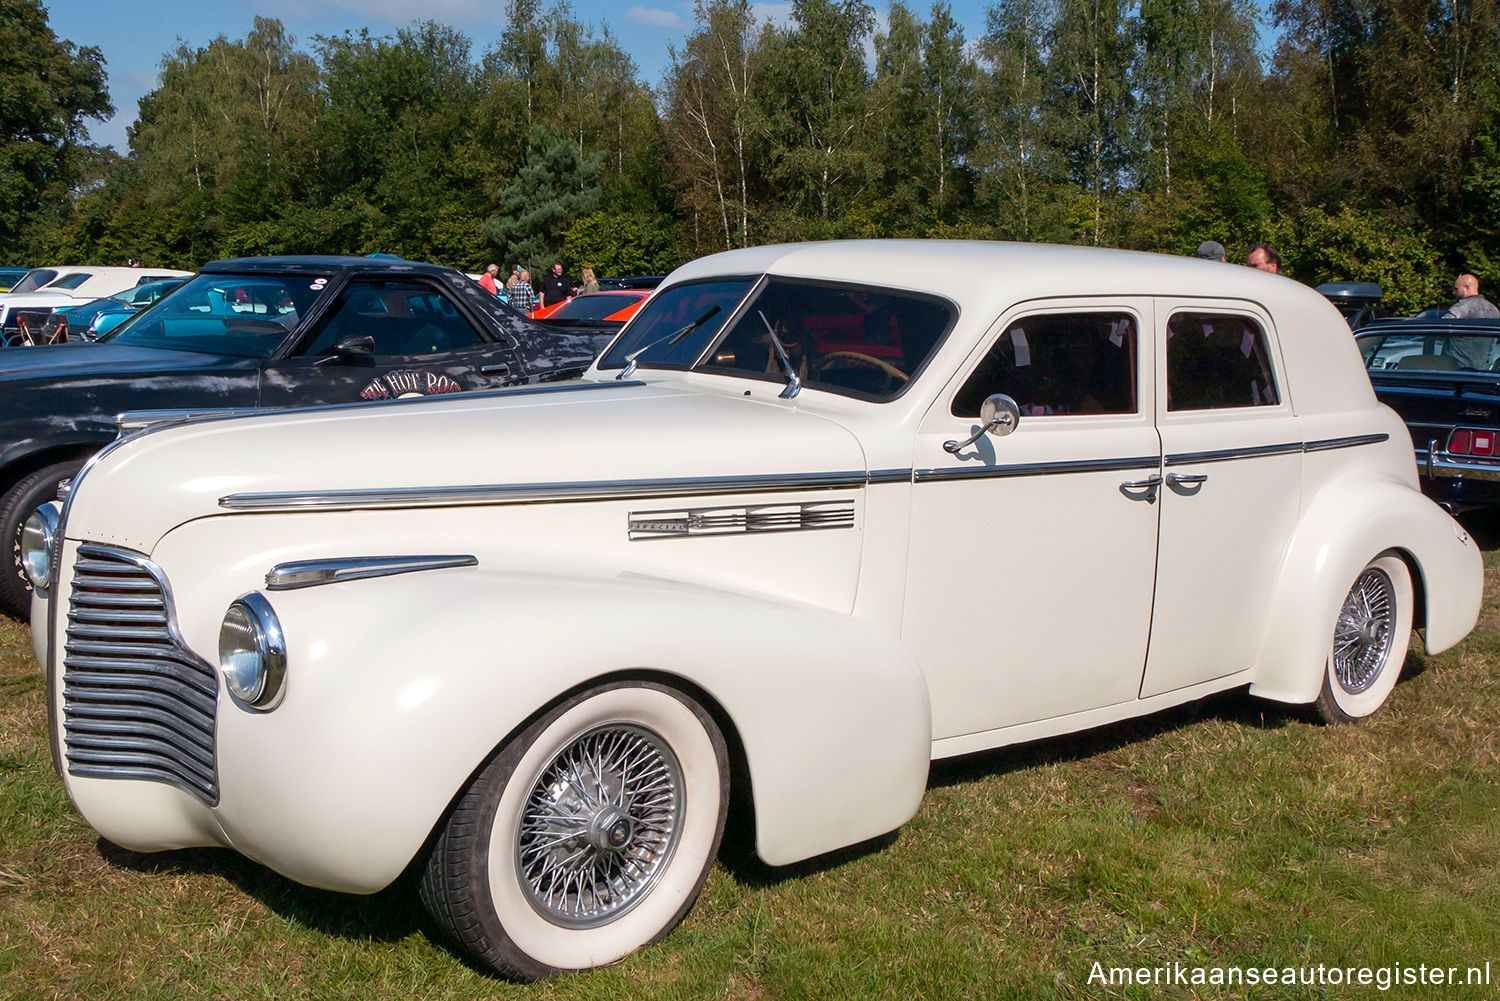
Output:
[64,380,869,553]
[0,341,239,382]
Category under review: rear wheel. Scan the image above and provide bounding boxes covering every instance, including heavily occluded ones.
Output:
[1314,553,1414,723]
[1,460,85,620]
[420,681,729,979]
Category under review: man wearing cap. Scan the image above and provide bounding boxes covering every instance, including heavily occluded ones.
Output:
[1195,241,1226,262]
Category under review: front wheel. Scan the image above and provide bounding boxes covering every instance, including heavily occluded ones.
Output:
[420,681,730,979]
[1314,553,1414,723]
[1,459,85,620]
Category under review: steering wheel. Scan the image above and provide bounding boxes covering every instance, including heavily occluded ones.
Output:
[813,351,910,394]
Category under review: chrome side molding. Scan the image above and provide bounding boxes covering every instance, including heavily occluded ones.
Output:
[265,555,479,591]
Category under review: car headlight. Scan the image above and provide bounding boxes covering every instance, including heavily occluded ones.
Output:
[20,502,60,590]
[219,593,286,710]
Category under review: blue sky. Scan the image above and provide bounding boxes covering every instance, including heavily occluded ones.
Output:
[44,0,1000,151]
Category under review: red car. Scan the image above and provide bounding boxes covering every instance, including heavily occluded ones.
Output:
[530,290,649,328]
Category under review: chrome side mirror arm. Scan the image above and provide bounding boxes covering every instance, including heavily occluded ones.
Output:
[944,394,1020,453]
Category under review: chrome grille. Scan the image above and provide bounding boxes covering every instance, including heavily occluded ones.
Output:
[62,545,219,804]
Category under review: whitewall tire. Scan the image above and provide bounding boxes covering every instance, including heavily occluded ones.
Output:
[420,681,729,979]
[1315,553,1414,723]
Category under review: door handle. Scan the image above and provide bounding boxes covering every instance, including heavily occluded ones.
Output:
[1166,472,1208,486]
[1120,474,1163,490]
[479,363,510,376]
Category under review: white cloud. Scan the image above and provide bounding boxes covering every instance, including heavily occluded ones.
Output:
[626,5,687,29]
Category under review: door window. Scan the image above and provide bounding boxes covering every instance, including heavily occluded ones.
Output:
[1166,312,1279,411]
[300,280,486,357]
[952,312,1138,417]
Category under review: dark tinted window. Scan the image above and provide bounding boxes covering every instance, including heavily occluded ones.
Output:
[11,269,58,293]
[1166,312,1279,411]
[953,313,1137,417]
[300,279,485,357]
[701,279,952,400]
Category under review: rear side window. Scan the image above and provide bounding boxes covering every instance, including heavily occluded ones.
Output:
[952,312,1138,418]
[1166,312,1280,411]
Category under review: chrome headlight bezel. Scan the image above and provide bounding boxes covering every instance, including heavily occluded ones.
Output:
[219,592,287,711]
[20,501,61,591]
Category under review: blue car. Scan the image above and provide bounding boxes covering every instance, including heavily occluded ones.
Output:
[38,278,188,343]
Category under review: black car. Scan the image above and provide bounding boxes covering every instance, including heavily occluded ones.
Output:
[1356,316,1500,510]
[1316,281,1387,329]
[0,255,612,618]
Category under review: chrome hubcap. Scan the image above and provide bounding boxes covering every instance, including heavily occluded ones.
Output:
[517,724,683,928]
[1333,568,1396,694]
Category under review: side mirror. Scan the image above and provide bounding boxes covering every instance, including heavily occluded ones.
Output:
[333,334,375,359]
[944,393,1020,454]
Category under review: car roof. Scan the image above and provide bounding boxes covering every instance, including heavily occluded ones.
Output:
[663,239,1369,416]
[200,256,456,277]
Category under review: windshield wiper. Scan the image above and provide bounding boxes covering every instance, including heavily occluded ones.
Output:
[758,311,802,399]
[617,305,721,380]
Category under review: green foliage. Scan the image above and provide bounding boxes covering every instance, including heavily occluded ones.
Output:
[484,127,604,269]
[0,0,111,256]
[1268,205,1448,313]
[564,208,680,275]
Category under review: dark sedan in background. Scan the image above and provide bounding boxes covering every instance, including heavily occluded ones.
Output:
[1357,316,1500,510]
[0,255,612,618]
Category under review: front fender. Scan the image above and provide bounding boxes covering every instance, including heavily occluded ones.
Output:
[1250,475,1482,705]
[202,566,930,892]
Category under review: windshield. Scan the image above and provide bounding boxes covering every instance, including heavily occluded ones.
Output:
[10,269,59,294]
[554,293,644,321]
[599,279,753,370]
[1358,327,1500,372]
[102,272,324,358]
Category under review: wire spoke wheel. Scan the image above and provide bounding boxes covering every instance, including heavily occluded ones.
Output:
[1331,567,1395,694]
[419,682,728,979]
[1316,553,1413,723]
[517,724,683,928]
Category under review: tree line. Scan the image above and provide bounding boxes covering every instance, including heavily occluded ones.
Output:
[5,0,1499,312]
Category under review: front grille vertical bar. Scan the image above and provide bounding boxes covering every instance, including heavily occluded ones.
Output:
[61,545,220,804]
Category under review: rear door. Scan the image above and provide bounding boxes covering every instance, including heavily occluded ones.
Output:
[1139,300,1302,698]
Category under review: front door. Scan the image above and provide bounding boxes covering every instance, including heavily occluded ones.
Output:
[904,300,1162,742]
[259,276,523,407]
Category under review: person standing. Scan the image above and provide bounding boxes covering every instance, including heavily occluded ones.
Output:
[1246,244,1281,274]
[478,263,500,295]
[1194,241,1226,262]
[541,262,573,308]
[580,266,600,294]
[1443,273,1500,319]
[509,269,538,314]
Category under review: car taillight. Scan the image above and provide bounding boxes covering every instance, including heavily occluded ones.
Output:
[1448,429,1496,456]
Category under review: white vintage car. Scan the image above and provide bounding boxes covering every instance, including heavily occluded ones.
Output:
[25,241,1483,978]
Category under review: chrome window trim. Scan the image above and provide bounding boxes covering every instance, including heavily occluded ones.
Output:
[266,555,479,591]
[913,455,1161,483]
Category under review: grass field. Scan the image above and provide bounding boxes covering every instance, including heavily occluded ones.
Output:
[2,516,1498,1000]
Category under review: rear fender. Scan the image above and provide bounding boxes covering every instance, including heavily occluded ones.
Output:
[1250,476,1482,705]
